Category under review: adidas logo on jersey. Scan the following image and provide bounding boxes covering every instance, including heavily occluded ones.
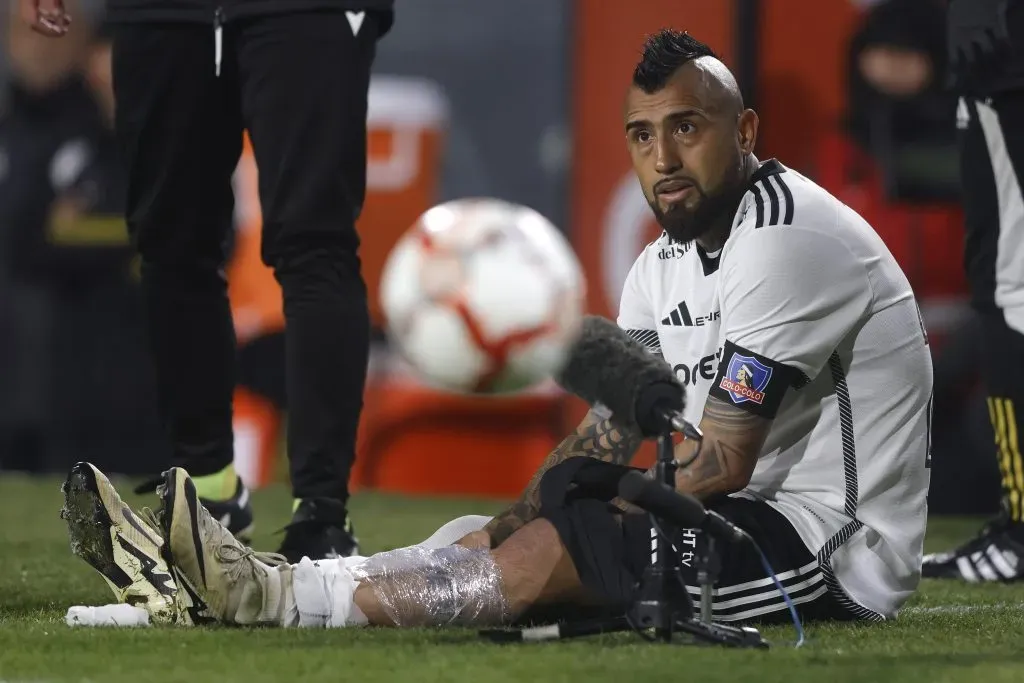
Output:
[661,300,720,327]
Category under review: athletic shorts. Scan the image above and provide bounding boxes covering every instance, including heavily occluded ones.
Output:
[537,459,858,624]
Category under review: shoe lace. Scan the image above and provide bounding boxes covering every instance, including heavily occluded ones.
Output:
[140,506,164,536]
[215,544,288,583]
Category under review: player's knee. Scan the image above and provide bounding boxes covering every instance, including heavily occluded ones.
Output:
[492,519,576,618]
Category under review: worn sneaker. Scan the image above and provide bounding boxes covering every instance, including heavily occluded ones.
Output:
[157,467,289,626]
[134,472,254,544]
[922,514,1024,582]
[277,498,359,563]
[59,461,210,625]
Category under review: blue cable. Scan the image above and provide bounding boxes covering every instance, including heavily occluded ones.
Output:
[749,536,806,648]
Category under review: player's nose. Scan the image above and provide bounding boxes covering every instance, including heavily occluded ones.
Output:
[653,137,682,174]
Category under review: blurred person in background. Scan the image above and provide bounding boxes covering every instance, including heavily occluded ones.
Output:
[923,0,1024,582]
[0,1,143,474]
[845,0,959,201]
[41,20,168,476]
[22,0,393,561]
[2,12,294,489]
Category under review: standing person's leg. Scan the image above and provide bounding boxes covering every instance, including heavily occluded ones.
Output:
[236,9,389,559]
[111,21,253,536]
[924,93,1024,581]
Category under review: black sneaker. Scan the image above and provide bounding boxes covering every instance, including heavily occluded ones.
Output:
[134,474,254,544]
[276,498,359,562]
[202,478,255,544]
[922,514,1024,582]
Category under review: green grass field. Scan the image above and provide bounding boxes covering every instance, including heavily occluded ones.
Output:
[0,473,1022,683]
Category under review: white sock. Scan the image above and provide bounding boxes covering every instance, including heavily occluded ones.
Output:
[288,557,367,628]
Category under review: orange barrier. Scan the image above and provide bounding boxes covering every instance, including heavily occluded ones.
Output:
[360,76,449,330]
[351,364,566,498]
[232,386,283,489]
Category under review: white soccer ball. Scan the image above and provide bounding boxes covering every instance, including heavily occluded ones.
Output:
[380,198,585,394]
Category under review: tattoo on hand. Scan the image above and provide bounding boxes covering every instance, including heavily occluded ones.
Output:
[484,414,643,546]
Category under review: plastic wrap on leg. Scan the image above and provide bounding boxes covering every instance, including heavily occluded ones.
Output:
[351,545,509,627]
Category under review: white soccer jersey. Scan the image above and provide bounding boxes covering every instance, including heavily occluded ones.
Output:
[617,160,932,620]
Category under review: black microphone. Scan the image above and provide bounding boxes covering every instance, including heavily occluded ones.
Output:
[555,315,686,436]
[618,470,749,543]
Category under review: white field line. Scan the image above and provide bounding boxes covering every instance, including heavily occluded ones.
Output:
[901,602,1024,615]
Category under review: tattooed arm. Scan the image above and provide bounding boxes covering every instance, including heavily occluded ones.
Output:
[480,409,644,547]
[671,395,771,499]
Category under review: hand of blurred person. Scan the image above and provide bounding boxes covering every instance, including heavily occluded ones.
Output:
[19,0,71,38]
[454,530,493,550]
[858,45,934,97]
[948,0,1011,74]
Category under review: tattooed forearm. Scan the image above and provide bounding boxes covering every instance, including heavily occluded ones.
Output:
[673,396,770,500]
[483,411,643,546]
[674,439,746,498]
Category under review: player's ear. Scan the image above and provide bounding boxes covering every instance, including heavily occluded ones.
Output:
[737,109,759,155]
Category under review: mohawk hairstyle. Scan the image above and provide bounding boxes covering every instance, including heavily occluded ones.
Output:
[632,29,720,94]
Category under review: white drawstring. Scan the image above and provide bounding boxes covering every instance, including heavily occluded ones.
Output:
[214,23,223,77]
[213,8,224,77]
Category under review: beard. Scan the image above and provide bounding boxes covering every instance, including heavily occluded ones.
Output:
[649,176,748,246]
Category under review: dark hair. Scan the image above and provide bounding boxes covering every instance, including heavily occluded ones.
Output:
[632,29,719,93]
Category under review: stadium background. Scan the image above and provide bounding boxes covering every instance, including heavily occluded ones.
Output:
[0,0,996,513]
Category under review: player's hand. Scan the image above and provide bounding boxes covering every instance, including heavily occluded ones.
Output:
[20,0,71,38]
[948,0,1011,75]
[454,530,492,550]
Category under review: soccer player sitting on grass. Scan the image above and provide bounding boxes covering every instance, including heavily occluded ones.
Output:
[63,30,932,629]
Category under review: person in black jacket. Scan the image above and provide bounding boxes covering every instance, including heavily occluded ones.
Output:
[22,0,394,561]
[844,0,959,201]
[923,0,1024,582]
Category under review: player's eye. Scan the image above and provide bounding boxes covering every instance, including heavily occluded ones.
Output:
[675,122,695,135]
[635,130,652,144]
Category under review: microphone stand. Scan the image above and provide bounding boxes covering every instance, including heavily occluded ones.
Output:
[625,428,765,647]
[481,425,768,648]
[628,426,687,640]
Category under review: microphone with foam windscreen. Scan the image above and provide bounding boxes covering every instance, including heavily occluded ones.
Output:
[618,470,749,543]
[555,315,687,437]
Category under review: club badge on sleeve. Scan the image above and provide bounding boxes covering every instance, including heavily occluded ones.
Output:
[709,341,801,418]
[719,354,772,405]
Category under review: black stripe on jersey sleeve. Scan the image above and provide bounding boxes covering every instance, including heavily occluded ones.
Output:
[624,328,661,355]
[750,184,765,228]
[775,174,795,225]
[762,178,781,225]
[708,341,803,418]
